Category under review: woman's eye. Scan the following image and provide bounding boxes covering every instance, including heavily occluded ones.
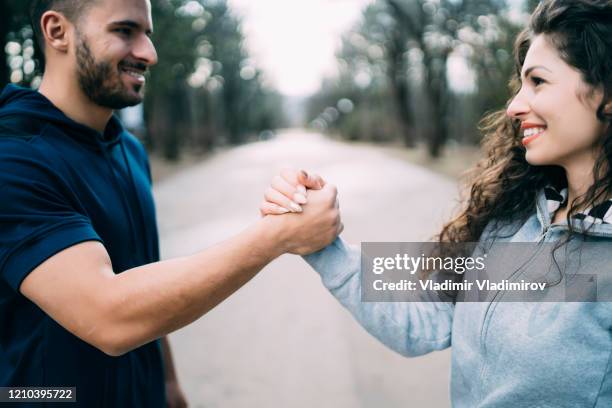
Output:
[531,76,545,86]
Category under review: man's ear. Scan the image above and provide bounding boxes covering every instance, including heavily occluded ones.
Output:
[40,11,72,54]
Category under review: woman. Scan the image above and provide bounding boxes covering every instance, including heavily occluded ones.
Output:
[261,0,612,406]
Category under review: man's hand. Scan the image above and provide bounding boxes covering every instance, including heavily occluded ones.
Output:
[260,169,326,216]
[261,169,343,255]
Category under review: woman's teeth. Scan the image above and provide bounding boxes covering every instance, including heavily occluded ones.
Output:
[523,127,546,137]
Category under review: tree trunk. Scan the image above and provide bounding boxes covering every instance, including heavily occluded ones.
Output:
[388,28,416,147]
[423,53,450,158]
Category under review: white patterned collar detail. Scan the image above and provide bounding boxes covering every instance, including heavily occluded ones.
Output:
[543,185,612,225]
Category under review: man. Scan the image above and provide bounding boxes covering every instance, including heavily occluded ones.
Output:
[0,0,341,406]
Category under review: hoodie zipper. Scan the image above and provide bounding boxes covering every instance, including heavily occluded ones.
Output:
[481,194,611,338]
[478,196,568,393]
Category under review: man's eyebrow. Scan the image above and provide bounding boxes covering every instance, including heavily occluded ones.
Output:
[522,65,552,79]
[109,20,153,35]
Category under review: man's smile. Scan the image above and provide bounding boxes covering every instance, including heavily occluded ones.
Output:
[119,62,147,84]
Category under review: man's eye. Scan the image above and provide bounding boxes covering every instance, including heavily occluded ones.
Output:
[115,28,132,36]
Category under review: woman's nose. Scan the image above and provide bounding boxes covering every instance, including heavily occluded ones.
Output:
[506,90,530,119]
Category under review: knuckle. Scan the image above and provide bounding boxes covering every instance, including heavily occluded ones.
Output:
[264,187,276,200]
[272,175,284,186]
[280,168,299,182]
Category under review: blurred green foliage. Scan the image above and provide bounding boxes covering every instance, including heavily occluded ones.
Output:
[307,0,528,157]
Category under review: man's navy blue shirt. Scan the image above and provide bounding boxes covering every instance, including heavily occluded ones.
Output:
[0,85,165,407]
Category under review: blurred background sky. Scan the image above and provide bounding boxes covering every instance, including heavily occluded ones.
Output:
[228,0,374,97]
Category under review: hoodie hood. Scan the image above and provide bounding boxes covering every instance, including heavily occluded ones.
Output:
[0,84,123,150]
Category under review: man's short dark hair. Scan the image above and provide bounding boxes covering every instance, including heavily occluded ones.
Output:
[29,0,98,53]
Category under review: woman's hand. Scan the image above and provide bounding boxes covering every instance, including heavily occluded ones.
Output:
[260,169,326,216]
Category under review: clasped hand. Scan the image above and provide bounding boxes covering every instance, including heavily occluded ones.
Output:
[260,169,343,255]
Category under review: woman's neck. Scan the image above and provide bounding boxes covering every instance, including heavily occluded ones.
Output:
[553,160,595,223]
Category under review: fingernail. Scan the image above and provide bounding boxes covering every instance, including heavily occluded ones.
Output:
[289,202,303,212]
[293,193,307,204]
[297,185,307,195]
[277,206,290,214]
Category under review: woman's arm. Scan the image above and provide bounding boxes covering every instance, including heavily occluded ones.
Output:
[261,169,453,356]
[303,237,453,357]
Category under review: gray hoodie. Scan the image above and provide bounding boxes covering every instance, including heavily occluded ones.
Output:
[304,186,612,407]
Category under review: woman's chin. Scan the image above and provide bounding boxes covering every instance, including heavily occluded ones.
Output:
[524,151,554,166]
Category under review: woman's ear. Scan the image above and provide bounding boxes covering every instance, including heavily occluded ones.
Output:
[40,11,72,54]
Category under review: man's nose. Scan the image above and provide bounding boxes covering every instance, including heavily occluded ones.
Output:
[132,35,158,67]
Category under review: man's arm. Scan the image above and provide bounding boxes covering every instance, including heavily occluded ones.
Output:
[20,184,341,357]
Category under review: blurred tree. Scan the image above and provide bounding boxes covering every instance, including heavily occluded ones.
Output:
[356,1,416,146]
[306,2,411,145]
[527,0,541,12]
[469,16,521,120]
[145,0,201,159]
[309,0,519,158]
[386,0,508,157]
[146,0,285,159]
[1,0,40,90]
[0,2,10,88]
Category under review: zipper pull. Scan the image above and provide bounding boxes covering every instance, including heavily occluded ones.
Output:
[537,226,549,242]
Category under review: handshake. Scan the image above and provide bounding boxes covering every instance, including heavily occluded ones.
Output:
[258,169,344,255]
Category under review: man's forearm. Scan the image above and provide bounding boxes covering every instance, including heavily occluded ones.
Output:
[101,217,284,355]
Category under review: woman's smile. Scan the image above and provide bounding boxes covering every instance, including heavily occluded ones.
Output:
[521,123,547,146]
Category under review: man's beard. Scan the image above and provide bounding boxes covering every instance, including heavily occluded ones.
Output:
[75,35,145,110]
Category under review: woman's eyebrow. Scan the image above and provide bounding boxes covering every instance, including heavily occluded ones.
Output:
[522,65,552,79]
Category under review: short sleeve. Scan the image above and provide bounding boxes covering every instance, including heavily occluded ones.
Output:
[0,139,101,292]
